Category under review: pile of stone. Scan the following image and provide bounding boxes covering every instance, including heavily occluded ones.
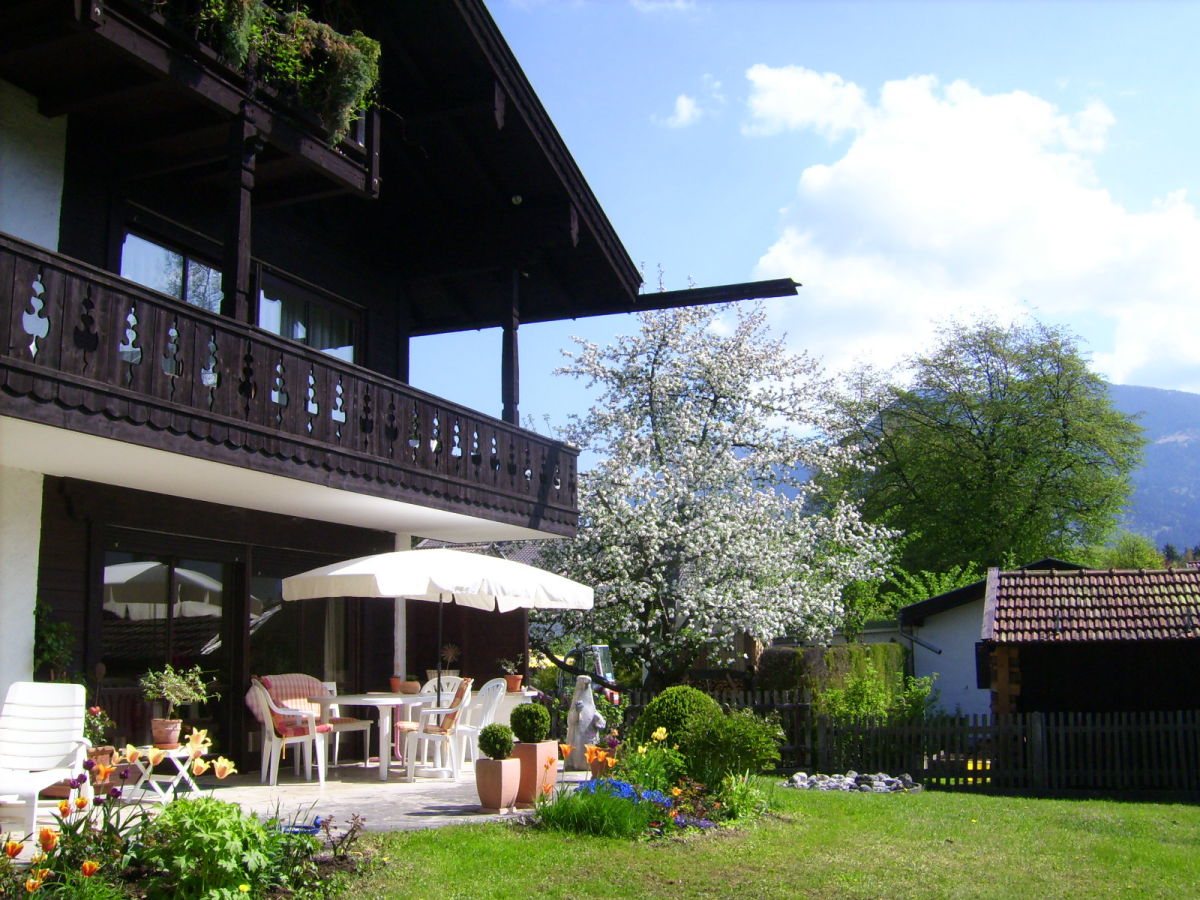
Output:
[781,771,919,793]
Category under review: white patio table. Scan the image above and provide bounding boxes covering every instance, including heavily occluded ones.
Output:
[307,692,435,781]
[129,746,201,801]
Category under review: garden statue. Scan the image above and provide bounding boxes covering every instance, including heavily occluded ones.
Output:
[565,675,606,770]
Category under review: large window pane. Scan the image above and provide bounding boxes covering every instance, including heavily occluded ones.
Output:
[120,233,223,313]
[258,272,355,362]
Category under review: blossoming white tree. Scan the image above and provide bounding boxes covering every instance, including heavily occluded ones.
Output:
[540,305,893,689]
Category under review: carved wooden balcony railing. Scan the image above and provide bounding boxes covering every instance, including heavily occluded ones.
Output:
[0,233,578,534]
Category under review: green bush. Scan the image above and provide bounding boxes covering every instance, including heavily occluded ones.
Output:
[682,708,783,786]
[616,736,686,792]
[478,723,514,760]
[755,646,804,690]
[510,703,550,743]
[628,685,720,751]
[137,797,273,899]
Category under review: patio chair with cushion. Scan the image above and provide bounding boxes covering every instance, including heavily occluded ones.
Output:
[258,674,371,768]
[245,678,328,787]
[404,677,473,782]
[0,681,90,837]
[319,681,372,768]
[456,677,508,768]
[392,674,465,758]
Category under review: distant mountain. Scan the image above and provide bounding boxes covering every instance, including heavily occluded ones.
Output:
[1109,384,1200,552]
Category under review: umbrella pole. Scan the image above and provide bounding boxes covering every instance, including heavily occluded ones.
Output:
[435,596,444,706]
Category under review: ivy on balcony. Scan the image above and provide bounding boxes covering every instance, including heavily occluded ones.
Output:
[139,0,381,144]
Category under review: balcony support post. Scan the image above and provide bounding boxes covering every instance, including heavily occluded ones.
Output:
[222,104,260,323]
[501,268,520,425]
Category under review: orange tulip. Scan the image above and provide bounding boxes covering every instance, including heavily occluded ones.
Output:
[23,876,41,893]
[74,796,89,810]
[212,756,238,779]
[542,781,554,797]
[4,840,21,859]
[80,861,100,878]
[56,800,70,819]
[36,829,57,853]
[583,745,600,765]
[121,744,141,764]
[191,757,211,777]
[605,756,616,768]
[147,748,166,766]
[558,742,571,759]
[94,764,116,782]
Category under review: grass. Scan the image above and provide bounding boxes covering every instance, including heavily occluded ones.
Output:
[352,784,1200,899]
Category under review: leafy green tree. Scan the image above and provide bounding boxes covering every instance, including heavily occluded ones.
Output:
[1162,543,1180,564]
[824,320,1145,573]
[1082,531,1165,569]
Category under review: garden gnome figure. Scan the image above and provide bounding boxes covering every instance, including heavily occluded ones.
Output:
[565,675,606,771]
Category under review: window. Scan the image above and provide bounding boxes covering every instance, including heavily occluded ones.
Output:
[120,233,223,313]
[257,270,357,363]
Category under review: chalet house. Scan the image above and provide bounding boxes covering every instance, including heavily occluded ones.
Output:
[902,565,1200,716]
[0,0,794,756]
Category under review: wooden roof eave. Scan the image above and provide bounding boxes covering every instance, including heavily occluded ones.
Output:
[454,0,642,300]
[405,277,802,337]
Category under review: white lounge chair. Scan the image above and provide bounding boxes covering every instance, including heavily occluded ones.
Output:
[246,678,328,787]
[0,682,90,837]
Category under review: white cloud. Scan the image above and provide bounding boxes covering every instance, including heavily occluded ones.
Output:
[630,0,695,11]
[658,93,702,128]
[744,67,1200,392]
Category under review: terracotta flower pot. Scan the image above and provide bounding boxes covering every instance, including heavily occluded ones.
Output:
[151,717,182,749]
[503,674,524,692]
[512,740,558,808]
[475,758,520,813]
[41,746,118,799]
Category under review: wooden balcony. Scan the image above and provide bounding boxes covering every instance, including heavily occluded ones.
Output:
[0,233,578,535]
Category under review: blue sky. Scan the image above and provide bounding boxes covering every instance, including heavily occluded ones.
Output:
[412,1,1200,435]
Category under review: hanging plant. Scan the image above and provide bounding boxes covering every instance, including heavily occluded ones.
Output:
[253,9,380,143]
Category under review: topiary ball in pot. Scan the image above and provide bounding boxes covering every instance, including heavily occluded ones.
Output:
[510,702,551,743]
[478,723,514,760]
[629,685,721,755]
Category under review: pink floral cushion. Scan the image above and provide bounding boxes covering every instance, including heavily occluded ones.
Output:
[277,722,332,738]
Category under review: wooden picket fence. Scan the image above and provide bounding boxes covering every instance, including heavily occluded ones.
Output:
[622,690,1200,792]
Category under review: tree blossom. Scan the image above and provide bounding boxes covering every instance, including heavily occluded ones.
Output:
[537,305,893,688]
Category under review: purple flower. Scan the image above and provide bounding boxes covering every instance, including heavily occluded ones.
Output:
[108,787,122,799]
[93,796,104,806]
[119,769,130,780]
[83,759,96,771]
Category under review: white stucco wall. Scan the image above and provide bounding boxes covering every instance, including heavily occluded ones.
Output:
[0,466,43,699]
[0,79,66,250]
[910,598,991,717]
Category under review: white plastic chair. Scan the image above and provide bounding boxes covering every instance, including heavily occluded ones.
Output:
[457,677,507,768]
[246,679,327,787]
[0,682,90,837]
[320,681,371,768]
[393,675,465,758]
[404,678,473,782]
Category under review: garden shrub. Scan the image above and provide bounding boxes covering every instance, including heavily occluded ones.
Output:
[137,797,275,898]
[510,702,550,743]
[478,723,514,760]
[713,772,772,821]
[681,707,783,786]
[628,685,720,751]
[615,728,685,792]
[755,646,805,690]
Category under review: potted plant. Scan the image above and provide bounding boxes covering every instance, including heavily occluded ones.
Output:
[389,674,422,694]
[139,664,218,749]
[475,723,519,813]
[43,704,119,799]
[426,643,460,683]
[498,654,525,692]
[510,702,557,808]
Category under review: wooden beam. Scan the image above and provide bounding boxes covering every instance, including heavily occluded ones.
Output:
[221,105,259,324]
[501,269,520,425]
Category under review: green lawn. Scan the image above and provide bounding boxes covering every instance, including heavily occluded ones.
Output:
[352,786,1200,899]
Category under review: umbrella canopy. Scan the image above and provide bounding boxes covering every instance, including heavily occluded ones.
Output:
[281,549,593,611]
[281,549,592,701]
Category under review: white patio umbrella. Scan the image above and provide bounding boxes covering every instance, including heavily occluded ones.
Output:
[281,548,593,702]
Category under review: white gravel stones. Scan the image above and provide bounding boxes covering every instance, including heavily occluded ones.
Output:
[781,770,919,793]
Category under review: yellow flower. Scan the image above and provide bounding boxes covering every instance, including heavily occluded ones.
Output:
[212,756,238,779]
[651,726,668,742]
[671,786,683,797]
[75,796,89,810]
[148,747,166,767]
[56,800,70,819]
[238,885,250,893]
[23,876,41,893]
[605,756,616,768]
[637,745,647,755]
[121,744,141,764]
[584,745,601,765]
[191,757,211,777]
[81,860,100,877]
[4,840,22,859]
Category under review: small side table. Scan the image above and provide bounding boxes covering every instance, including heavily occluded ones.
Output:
[129,747,201,801]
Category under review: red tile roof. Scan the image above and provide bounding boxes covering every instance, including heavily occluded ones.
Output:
[983,568,1200,644]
